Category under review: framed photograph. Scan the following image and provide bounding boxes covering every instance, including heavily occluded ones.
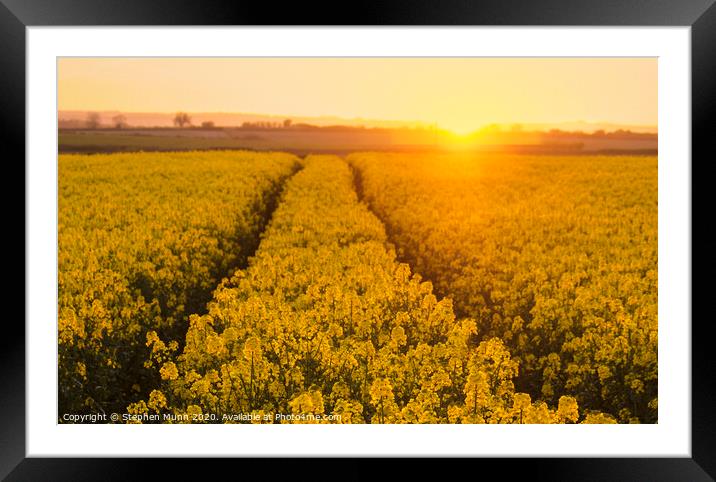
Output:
[7,0,713,478]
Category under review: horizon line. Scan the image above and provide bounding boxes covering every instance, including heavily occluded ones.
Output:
[57,109,659,133]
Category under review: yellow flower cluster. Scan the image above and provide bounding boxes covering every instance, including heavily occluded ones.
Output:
[58,150,300,416]
[142,156,611,424]
[349,152,657,423]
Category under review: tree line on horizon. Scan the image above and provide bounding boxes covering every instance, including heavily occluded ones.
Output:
[59,111,657,140]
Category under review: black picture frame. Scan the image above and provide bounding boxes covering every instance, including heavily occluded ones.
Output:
[5,0,713,479]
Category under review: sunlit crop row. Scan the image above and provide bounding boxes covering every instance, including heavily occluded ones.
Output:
[58,150,300,415]
[135,156,614,424]
[349,152,657,423]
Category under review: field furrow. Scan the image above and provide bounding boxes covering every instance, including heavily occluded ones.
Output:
[58,150,301,415]
[349,152,658,423]
[134,155,612,424]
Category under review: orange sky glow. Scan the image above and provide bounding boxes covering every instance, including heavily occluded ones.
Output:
[58,58,657,134]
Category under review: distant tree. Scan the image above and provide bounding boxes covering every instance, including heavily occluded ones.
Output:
[173,112,192,128]
[112,114,128,129]
[86,112,101,129]
[201,121,215,129]
[283,119,292,128]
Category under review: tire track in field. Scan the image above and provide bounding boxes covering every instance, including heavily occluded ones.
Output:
[174,158,306,348]
[127,158,306,413]
[346,158,455,309]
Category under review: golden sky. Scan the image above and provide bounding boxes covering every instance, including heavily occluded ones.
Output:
[58,58,657,134]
